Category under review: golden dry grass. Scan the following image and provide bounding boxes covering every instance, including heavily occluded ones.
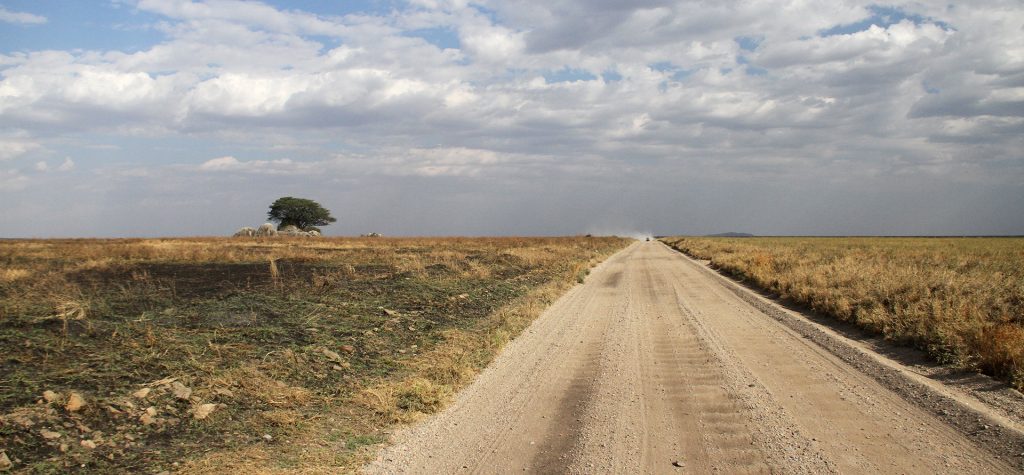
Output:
[661,237,1024,389]
[0,236,629,473]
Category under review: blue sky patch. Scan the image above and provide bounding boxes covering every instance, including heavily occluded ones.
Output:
[544,67,597,83]
[404,27,460,50]
[601,70,623,82]
[649,62,676,72]
[262,0,402,17]
[735,36,762,51]
[649,62,696,81]
[0,1,165,53]
[818,5,952,37]
[736,56,767,76]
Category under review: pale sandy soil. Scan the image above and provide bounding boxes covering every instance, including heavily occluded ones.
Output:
[366,241,1023,474]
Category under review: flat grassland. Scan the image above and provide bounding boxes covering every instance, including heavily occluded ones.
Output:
[0,236,628,473]
[661,237,1024,390]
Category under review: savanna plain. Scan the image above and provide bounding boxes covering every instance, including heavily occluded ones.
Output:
[2,235,1023,474]
[661,237,1024,390]
[0,236,627,473]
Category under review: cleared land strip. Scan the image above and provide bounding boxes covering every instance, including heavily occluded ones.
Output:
[366,241,1021,474]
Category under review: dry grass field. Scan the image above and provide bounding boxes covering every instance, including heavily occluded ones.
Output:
[0,236,628,473]
[661,237,1024,390]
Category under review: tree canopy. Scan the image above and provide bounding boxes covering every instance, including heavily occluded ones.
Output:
[267,197,336,231]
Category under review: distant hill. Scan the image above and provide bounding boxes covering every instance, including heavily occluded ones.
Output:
[706,232,755,237]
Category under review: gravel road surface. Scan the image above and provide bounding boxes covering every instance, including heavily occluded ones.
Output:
[366,241,1021,474]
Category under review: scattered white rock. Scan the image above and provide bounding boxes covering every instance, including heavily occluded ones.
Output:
[39,429,62,440]
[0,450,11,471]
[255,223,278,237]
[140,406,159,425]
[192,403,218,420]
[263,434,273,442]
[233,227,256,237]
[65,393,86,412]
[42,390,60,403]
[80,440,97,450]
[133,387,151,399]
[321,348,343,362]
[171,382,192,401]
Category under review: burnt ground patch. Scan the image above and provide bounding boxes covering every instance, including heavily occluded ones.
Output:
[0,237,629,473]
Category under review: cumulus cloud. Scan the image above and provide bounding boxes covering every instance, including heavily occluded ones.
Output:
[0,169,28,191]
[0,134,41,161]
[199,155,301,173]
[0,0,1022,236]
[0,7,46,25]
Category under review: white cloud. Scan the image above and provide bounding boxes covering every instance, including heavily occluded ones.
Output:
[0,7,46,25]
[0,169,28,191]
[199,155,300,173]
[0,134,41,161]
[199,155,241,170]
[0,0,1022,235]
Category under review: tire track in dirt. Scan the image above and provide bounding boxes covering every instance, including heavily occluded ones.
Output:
[365,242,1020,474]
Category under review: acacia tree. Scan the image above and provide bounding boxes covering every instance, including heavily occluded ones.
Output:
[267,197,336,231]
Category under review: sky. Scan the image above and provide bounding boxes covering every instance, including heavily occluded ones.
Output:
[0,0,1022,237]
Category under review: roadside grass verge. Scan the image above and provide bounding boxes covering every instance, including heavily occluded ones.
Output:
[660,237,1024,390]
[0,236,629,473]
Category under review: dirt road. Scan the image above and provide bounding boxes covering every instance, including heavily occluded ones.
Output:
[366,241,1021,474]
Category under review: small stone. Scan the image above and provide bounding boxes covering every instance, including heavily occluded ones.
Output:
[340,345,355,354]
[672,460,684,468]
[321,348,343,362]
[214,388,234,397]
[192,403,217,420]
[146,406,158,417]
[263,434,273,442]
[40,429,62,440]
[140,413,156,425]
[0,451,11,471]
[171,382,192,401]
[65,392,86,412]
[80,440,97,450]
[132,387,151,399]
[42,390,60,403]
